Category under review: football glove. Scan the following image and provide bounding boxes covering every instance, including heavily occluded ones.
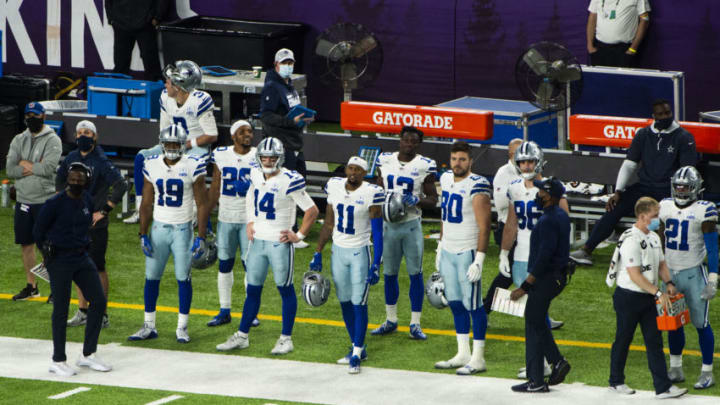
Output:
[467,252,485,283]
[140,234,153,258]
[309,252,322,272]
[191,236,206,260]
[701,273,718,300]
[367,263,380,285]
[435,241,443,272]
[402,194,419,207]
[234,177,251,195]
[499,249,511,278]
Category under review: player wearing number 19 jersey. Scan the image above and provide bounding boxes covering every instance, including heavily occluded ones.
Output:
[216,137,318,355]
[659,166,717,389]
[373,126,438,340]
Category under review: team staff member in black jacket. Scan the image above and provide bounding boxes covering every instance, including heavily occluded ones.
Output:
[260,48,314,178]
[34,163,111,377]
[56,120,128,328]
[510,177,571,393]
[571,99,697,266]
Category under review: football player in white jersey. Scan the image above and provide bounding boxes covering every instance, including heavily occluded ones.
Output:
[658,166,717,389]
[128,124,209,344]
[206,120,260,327]
[126,60,218,223]
[309,156,385,374]
[372,126,438,340]
[434,141,492,375]
[498,141,568,378]
[216,137,318,354]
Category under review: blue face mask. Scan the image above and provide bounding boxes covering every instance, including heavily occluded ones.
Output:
[278,64,293,79]
[648,217,661,231]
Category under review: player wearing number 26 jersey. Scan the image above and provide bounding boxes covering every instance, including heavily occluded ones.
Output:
[658,166,718,389]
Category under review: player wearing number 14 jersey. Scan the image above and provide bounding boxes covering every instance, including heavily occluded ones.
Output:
[373,126,438,340]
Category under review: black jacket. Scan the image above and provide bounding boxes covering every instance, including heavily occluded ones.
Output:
[260,69,304,151]
[106,0,170,32]
[626,123,697,189]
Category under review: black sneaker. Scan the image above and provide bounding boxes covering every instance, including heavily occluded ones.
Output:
[13,284,39,301]
[46,294,54,304]
[511,381,550,393]
[548,357,571,385]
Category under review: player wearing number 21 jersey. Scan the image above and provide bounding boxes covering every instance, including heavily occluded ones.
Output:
[216,137,318,355]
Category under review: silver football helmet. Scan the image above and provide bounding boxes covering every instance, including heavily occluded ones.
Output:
[513,141,545,181]
[382,192,406,223]
[163,60,202,93]
[159,124,188,160]
[191,234,218,270]
[302,271,331,307]
[426,271,448,309]
[671,166,703,206]
[256,137,285,174]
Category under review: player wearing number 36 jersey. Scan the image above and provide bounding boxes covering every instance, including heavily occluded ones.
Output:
[216,137,318,355]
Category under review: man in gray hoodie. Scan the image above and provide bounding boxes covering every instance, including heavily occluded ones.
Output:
[6,102,62,301]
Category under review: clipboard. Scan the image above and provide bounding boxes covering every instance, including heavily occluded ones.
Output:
[490,287,527,317]
[287,105,317,127]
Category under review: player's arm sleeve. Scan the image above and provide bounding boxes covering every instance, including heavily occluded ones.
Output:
[470,178,492,198]
[197,97,218,136]
[288,175,314,211]
[615,159,638,192]
[55,157,68,192]
[159,109,171,130]
[192,158,208,182]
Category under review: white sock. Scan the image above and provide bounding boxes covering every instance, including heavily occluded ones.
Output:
[701,363,713,372]
[352,345,364,357]
[218,271,234,309]
[471,339,485,363]
[177,313,189,329]
[670,354,683,368]
[135,195,142,211]
[144,311,156,328]
[280,334,291,340]
[456,333,470,358]
[236,330,248,338]
[386,305,398,323]
[410,311,422,325]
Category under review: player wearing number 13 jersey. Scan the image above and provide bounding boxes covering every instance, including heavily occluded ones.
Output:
[216,137,318,355]
[373,126,438,340]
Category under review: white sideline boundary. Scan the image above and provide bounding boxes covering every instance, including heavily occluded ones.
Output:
[0,337,716,405]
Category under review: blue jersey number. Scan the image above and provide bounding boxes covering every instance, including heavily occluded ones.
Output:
[156,178,183,207]
[253,189,276,220]
[172,117,189,134]
[336,203,356,234]
[440,191,463,224]
[664,219,690,251]
[514,200,541,230]
[386,175,414,196]
[221,167,251,197]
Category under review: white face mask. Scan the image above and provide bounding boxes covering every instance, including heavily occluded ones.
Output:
[278,64,294,79]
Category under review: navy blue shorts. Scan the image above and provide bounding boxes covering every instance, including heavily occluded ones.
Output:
[14,202,43,245]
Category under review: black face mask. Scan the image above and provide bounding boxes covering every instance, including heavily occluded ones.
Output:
[26,117,44,133]
[67,184,84,196]
[654,117,674,131]
[77,136,95,152]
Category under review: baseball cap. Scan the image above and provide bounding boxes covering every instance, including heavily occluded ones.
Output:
[275,48,295,63]
[76,120,97,134]
[25,102,45,115]
[533,177,565,198]
[347,156,368,171]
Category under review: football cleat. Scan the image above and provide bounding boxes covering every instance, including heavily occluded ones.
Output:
[49,361,76,377]
[668,366,685,383]
[456,361,486,375]
[435,353,471,369]
[694,371,715,389]
[76,354,112,372]
[270,336,294,355]
[207,312,232,327]
[337,345,368,364]
[348,355,361,374]
[409,324,427,340]
[655,385,687,399]
[370,320,398,336]
[67,310,87,327]
[123,211,140,224]
[216,331,249,351]
[176,327,191,343]
[608,384,636,395]
[511,381,549,393]
[127,323,158,341]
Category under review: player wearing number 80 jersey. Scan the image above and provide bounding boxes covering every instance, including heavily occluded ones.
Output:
[658,166,718,389]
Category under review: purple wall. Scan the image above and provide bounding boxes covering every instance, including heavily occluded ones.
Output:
[2,0,718,121]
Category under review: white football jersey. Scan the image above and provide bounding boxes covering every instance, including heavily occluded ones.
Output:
[143,154,205,224]
[159,89,218,144]
[659,198,718,270]
[507,179,542,262]
[210,146,258,224]
[440,172,491,253]
[325,177,385,248]
[246,168,316,242]
[375,152,437,222]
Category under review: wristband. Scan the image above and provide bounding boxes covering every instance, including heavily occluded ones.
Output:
[654,289,663,300]
[520,281,533,292]
[190,138,198,149]
[101,203,113,216]
[628,47,637,54]
[296,231,306,241]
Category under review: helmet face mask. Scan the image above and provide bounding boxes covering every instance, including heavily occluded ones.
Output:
[426,271,448,309]
[671,166,703,206]
[191,237,218,269]
[255,137,285,174]
[382,192,406,223]
[302,271,331,307]
[163,60,202,93]
[513,141,545,181]
[159,124,188,161]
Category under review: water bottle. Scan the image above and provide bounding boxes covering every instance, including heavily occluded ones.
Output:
[1,180,9,208]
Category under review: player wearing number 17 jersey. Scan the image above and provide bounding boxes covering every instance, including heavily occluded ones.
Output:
[216,137,318,355]
[658,166,717,389]
[373,126,438,340]
[129,124,209,344]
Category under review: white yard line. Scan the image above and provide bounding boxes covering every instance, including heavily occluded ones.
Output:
[47,386,91,399]
[145,394,184,405]
[0,336,716,405]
